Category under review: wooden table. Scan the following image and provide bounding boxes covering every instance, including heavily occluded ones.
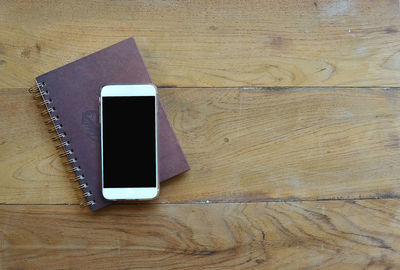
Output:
[1,1,400,269]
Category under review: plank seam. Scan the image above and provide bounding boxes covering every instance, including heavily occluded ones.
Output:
[157,86,400,90]
[1,196,400,206]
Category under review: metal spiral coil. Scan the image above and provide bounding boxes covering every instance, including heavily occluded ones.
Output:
[76,183,88,190]
[45,116,59,125]
[59,149,74,158]
[80,200,95,207]
[51,132,66,141]
[37,99,52,107]
[48,124,62,133]
[70,174,85,182]
[28,84,40,94]
[33,90,48,99]
[81,192,92,198]
[63,157,77,166]
[41,107,55,116]
[67,166,81,173]
[56,140,70,150]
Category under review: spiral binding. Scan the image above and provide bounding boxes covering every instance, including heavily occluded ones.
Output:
[29,82,95,208]
[51,132,67,141]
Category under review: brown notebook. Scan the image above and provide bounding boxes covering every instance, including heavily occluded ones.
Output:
[33,38,189,211]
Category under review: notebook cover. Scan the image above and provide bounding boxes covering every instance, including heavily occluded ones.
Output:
[36,38,190,211]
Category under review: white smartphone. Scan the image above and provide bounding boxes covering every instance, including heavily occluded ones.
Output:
[100,84,159,200]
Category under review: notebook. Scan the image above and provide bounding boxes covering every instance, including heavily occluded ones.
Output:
[31,37,189,211]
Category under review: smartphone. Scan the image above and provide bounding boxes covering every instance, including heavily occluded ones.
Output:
[100,84,159,200]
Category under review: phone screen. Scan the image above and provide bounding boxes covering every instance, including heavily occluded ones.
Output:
[102,96,156,188]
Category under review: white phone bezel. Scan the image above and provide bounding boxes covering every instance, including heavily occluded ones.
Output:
[100,84,159,200]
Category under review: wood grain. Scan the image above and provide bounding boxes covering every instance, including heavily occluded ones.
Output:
[1,0,400,88]
[1,200,400,269]
[2,1,400,268]
[2,87,400,204]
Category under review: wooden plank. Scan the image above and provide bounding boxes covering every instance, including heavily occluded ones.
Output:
[2,87,400,204]
[1,200,400,269]
[1,0,400,88]
[161,86,400,203]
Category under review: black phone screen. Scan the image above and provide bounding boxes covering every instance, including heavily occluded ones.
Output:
[102,96,156,188]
